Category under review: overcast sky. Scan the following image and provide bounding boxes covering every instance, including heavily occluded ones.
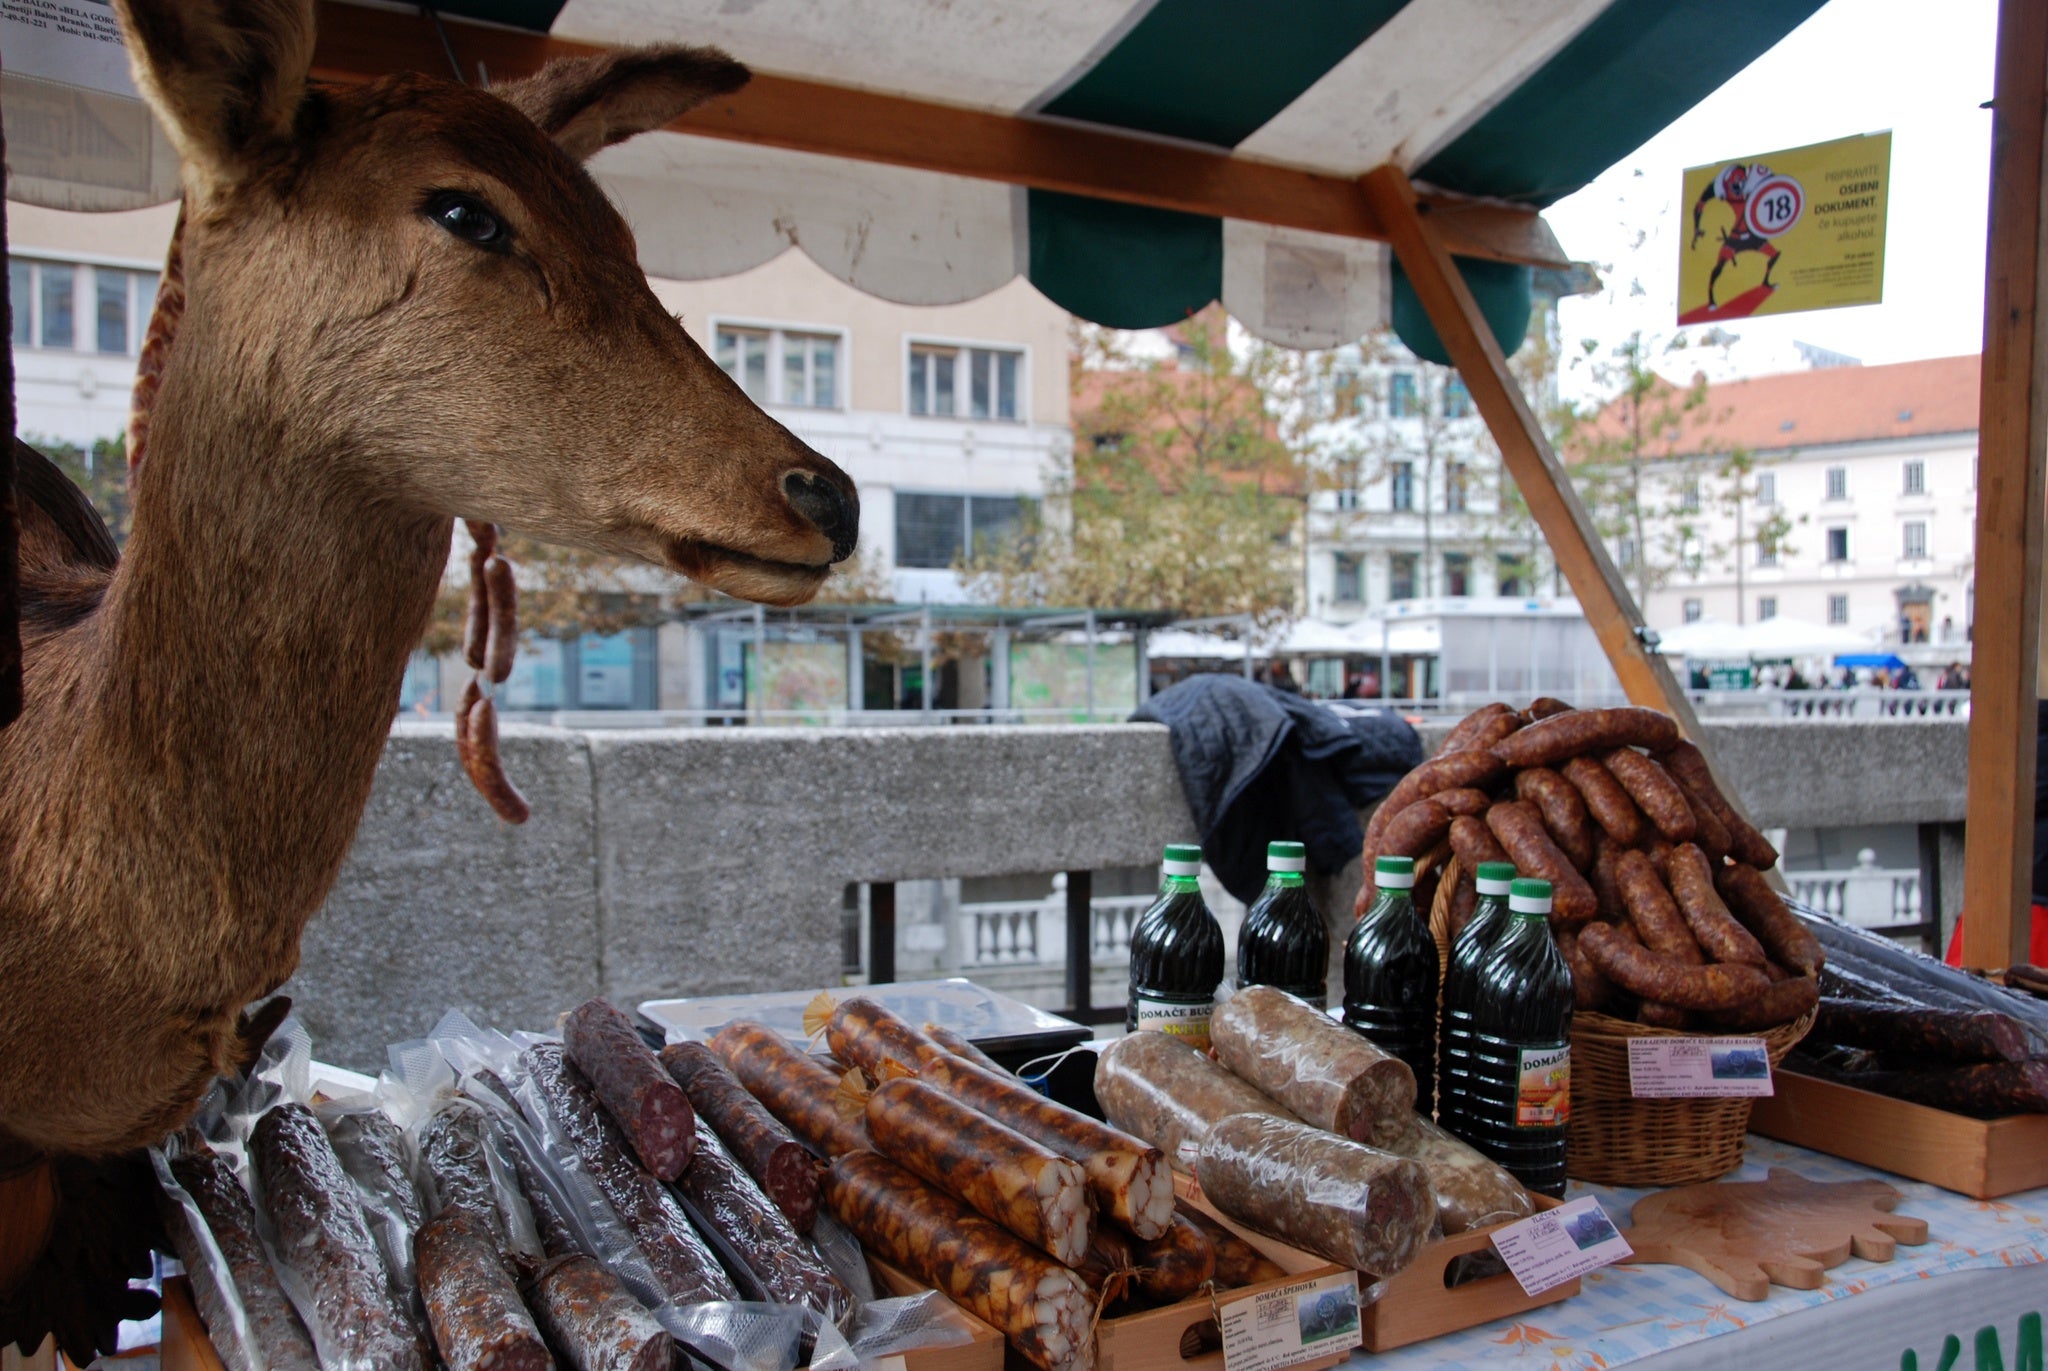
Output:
[1543,0,1999,404]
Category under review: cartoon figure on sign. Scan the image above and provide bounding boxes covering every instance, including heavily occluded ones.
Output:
[1689,162,1803,314]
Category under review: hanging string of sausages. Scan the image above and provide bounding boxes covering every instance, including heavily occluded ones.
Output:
[456,521,530,823]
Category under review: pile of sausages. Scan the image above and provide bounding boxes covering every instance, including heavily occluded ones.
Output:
[705,997,1295,1371]
[1360,700,1824,1032]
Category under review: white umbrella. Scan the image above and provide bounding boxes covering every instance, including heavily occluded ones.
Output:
[1343,617,1442,655]
[1145,628,1250,660]
[1274,619,1361,655]
[1737,616,1871,659]
[1652,617,1750,658]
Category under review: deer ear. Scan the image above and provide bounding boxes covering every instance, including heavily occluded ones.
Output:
[493,46,750,162]
[112,0,314,205]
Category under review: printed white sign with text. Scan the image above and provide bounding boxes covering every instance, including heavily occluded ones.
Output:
[1490,1197,1633,1297]
[1221,1270,1361,1371]
[1627,1037,1774,1098]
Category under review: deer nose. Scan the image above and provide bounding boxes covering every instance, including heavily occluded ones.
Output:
[783,470,859,563]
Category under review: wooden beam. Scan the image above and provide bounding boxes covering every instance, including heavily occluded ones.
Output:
[1359,165,1716,738]
[307,1,1567,271]
[1961,0,2048,971]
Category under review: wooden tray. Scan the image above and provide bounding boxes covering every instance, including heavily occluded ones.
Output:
[1749,1069,2048,1200]
[1358,1194,1577,1353]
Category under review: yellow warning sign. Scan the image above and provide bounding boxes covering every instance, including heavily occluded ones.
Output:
[1678,132,1890,326]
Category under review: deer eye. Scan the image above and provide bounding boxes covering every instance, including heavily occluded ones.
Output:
[425,192,508,249]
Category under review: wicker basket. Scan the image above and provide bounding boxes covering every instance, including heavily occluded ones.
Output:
[1566,1006,1815,1187]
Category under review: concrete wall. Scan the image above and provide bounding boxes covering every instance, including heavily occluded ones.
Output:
[288,717,1970,1068]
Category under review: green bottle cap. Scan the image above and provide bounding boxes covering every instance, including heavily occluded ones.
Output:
[1267,841,1307,873]
[1509,877,1554,914]
[1374,854,1415,890]
[1163,843,1203,876]
[1474,861,1517,894]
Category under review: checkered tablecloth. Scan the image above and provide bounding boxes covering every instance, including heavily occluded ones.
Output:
[1361,1137,2048,1370]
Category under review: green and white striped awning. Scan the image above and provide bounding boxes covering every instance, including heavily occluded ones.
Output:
[4,0,1827,354]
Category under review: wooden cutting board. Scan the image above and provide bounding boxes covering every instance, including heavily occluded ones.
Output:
[1622,1167,1929,1301]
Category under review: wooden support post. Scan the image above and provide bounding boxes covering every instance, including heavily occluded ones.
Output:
[1962,0,2048,970]
[1063,870,1094,1019]
[867,881,897,986]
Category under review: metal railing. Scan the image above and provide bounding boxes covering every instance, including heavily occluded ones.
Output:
[1785,868,1922,924]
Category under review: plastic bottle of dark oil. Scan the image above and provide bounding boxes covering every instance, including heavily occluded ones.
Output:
[1126,843,1225,1050]
[1342,854,1440,1116]
[1464,877,1573,1197]
[1437,861,1518,1139]
[1236,840,1329,1008]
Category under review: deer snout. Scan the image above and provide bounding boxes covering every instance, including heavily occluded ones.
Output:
[782,470,859,564]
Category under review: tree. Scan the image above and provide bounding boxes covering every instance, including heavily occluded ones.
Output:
[26,433,132,546]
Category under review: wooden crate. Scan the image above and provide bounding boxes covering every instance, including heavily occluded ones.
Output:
[1357,1194,1576,1352]
[159,1278,227,1371]
[1749,1069,2048,1200]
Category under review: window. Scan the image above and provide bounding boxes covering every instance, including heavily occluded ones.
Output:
[1825,466,1847,500]
[1756,471,1776,505]
[1335,487,1360,512]
[39,264,74,350]
[1828,594,1850,624]
[95,271,129,354]
[1390,462,1415,512]
[894,492,1029,569]
[1333,552,1363,603]
[1444,552,1470,597]
[1757,534,1779,567]
[1389,552,1418,601]
[1827,527,1850,562]
[1758,596,1778,621]
[8,262,27,347]
[1903,521,1927,559]
[1442,376,1472,419]
[1618,535,1639,570]
[715,326,840,408]
[1330,366,1365,417]
[910,343,1020,420]
[6,260,154,355]
[1388,371,1420,418]
[1683,599,1703,624]
[1445,463,1469,513]
[1679,475,1701,512]
[1903,460,1925,495]
[1498,554,1527,598]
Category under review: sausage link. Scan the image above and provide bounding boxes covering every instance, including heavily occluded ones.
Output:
[661,1041,818,1233]
[459,691,531,824]
[1364,751,1511,854]
[1666,844,1765,965]
[1578,923,1772,1011]
[1490,706,1681,769]
[1438,702,1514,753]
[1525,697,1575,721]
[1127,1215,1215,1306]
[709,1021,872,1158]
[867,1077,1092,1267]
[1663,740,1780,868]
[563,998,695,1181]
[1446,868,1479,943]
[673,1119,851,1323]
[1379,797,1454,861]
[921,1022,1009,1073]
[1816,1058,2048,1117]
[826,996,949,1082]
[1812,998,2030,1064]
[1684,786,1733,862]
[1554,927,1613,1012]
[1701,974,1819,1030]
[1431,786,1494,818]
[1561,755,1645,846]
[462,570,491,673]
[1637,1002,1692,1029]
[162,1140,320,1371]
[528,1254,673,1371]
[1484,801,1597,922]
[1175,1204,1287,1289]
[1715,863,1824,976]
[1461,709,1524,754]
[1513,768,1595,871]
[465,518,498,560]
[1448,814,1511,873]
[1613,848,1703,965]
[1588,838,1626,920]
[419,1104,524,1273]
[1603,749,1697,843]
[919,1053,1173,1240]
[482,554,519,685]
[823,1152,1096,1371]
[415,1211,551,1371]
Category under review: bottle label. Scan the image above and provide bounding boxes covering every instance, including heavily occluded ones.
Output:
[1134,996,1214,1051]
[1516,1044,1571,1127]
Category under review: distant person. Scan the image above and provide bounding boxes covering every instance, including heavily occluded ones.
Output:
[1785,666,1810,691]
[1269,662,1303,696]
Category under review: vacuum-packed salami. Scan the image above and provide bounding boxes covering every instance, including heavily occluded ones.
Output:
[1819,1057,2048,1117]
[918,1053,1173,1240]
[824,996,948,1081]
[1376,1115,1532,1235]
[1194,1114,1432,1277]
[1209,984,1416,1145]
[1490,705,1680,769]
[823,1151,1096,1371]
[251,1103,429,1371]
[162,1140,320,1371]
[1175,1204,1287,1288]
[1715,862,1824,976]
[662,1040,819,1232]
[324,1110,424,1232]
[675,1119,851,1322]
[504,1125,584,1259]
[530,1253,674,1371]
[1095,1030,1299,1170]
[866,1076,1092,1266]
[563,998,696,1181]
[420,1103,522,1271]
[522,1043,738,1307]
[415,1211,551,1371]
[922,1022,1009,1072]
[1127,1214,1215,1305]
[1813,997,2031,1063]
[710,1020,872,1158]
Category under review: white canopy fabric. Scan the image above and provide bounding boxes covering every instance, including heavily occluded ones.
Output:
[1345,617,1443,656]
[1657,615,1872,661]
[1145,629,1250,661]
[1273,619,1363,655]
[1653,618,1751,659]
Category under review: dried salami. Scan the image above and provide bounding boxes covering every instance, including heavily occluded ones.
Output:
[673,1121,852,1324]
[161,1140,319,1371]
[415,1211,550,1371]
[420,1103,523,1272]
[661,1040,819,1232]
[529,1254,674,1371]
[709,1020,872,1158]
[563,998,696,1180]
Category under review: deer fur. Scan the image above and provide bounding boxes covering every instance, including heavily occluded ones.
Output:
[0,0,859,1158]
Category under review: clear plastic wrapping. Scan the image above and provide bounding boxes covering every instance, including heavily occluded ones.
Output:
[1193,1113,1435,1278]
[1208,985,1416,1145]
[1375,1114,1532,1236]
[1093,1031,1299,1172]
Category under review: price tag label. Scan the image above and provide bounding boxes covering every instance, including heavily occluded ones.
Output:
[1220,1270,1361,1371]
[1489,1197,1633,1297]
[1627,1037,1775,1098]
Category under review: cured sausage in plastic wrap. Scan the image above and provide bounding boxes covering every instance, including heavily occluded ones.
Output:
[1194,1114,1433,1278]
[824,996,948,1081]
[1126,1214,1216,1306]
[414,1211,551,1371]
[921,1022,1008,1072]
[522,1042,739,1307]
[675,1119,851,1323]
[251,1103,429,1371]
[160,1140,320,1371]
[822,1151,1096,1371]
[420,1103,525,1273]
[918,1053,1173,1240]
[709,1020,872,1158]
[1489,706,1679,769]
[563,998,696,1181]
[1812,998,2030,1063]
[661,1040,819,1233]
[1208,984,1415,1145]
[1715,862,1823,976]
[1175,1204,1287,1289]
[1376,1115,1532,1235]
[866,1077,1092,1266]
[1822,1058,2048,1117]
[530,1253,675,1371]
[1094,1030,1299,1172]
